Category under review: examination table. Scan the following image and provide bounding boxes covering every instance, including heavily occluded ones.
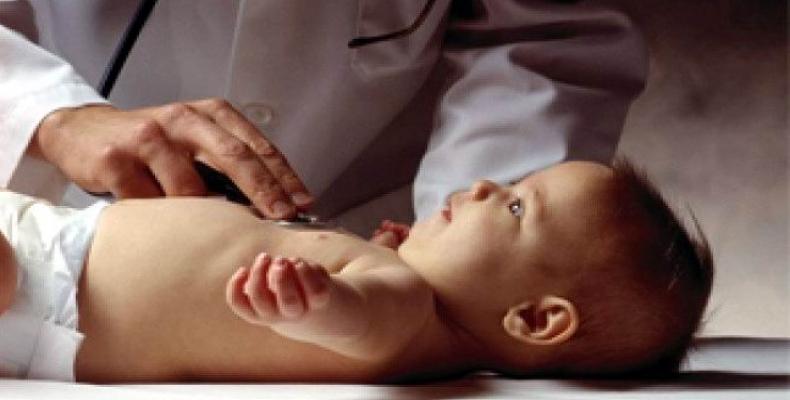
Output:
[1,337,787,399]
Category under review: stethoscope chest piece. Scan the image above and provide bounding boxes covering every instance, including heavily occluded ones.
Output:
[275,213,333,230]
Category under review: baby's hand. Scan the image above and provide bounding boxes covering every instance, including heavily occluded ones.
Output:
[370,220,410,250]
[226,253,331,325]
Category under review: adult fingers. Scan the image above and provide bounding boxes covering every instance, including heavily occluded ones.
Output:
[188,98,313,209]
[130,120,207,197]
[97,147,162,199]
[149,103,296,219]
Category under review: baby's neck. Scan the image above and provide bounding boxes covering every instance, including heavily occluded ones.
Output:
[385,296,485,381]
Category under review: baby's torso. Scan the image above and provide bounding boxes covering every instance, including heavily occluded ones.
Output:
[74,198,410,382]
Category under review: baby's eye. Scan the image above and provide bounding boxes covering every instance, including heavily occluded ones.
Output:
[508,198,524,218]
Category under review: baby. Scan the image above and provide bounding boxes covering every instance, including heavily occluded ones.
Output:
[0,160,713,382]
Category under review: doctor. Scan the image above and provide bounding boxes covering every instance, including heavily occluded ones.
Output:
[0,1,646,234]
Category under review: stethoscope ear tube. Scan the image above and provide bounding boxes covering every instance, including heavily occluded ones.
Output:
[98,0,158,98]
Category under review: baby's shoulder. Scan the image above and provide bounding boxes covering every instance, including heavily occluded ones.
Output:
[341,249,413,275]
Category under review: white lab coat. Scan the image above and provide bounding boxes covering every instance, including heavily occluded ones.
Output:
[0,0,646,233]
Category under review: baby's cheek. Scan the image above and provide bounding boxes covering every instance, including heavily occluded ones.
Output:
[450,237,510,270]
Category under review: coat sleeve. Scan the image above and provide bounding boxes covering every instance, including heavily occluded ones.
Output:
[0,19,107,187]
[412,0,647,219]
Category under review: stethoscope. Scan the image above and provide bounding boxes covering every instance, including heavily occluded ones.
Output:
[98,0,436,227]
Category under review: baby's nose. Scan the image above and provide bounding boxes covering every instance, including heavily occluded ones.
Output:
[470,180,498,200]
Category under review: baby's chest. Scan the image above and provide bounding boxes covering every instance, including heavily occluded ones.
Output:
[268,228,395,274]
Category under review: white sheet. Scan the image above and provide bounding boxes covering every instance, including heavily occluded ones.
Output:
[1,337,788,400]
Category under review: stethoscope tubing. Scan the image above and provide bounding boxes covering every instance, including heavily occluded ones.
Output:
[98,0,158,98]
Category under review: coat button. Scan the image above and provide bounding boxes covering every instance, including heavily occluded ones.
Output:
[241,103,275,127]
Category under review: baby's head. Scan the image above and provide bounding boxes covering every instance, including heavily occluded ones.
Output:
[399,160,713,377]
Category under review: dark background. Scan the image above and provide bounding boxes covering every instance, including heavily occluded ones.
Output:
[613,0,787,336]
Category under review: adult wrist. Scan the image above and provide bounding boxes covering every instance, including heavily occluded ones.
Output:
[28,106,71,159]
[29,104,109,161]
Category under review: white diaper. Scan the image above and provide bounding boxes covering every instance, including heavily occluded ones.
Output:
[0,191,108,381]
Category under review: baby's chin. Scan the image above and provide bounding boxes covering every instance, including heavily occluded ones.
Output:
[396,217,434,249]
[408,212,443,236]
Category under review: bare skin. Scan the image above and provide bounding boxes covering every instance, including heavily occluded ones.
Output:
[74,198,475,383]
[71,161,620,382]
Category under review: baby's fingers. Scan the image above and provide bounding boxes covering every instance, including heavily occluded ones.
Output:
[294,261,330,310]
[245,253,279,322]
[267,258,305,319]
[389,222,410,240]
[226,266,258,323]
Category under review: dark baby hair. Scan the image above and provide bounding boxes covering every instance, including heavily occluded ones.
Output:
[545,158,715,377]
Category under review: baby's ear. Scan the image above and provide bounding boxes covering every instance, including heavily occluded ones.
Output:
[502,296,579,346]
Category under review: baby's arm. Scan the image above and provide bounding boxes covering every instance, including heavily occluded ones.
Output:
[0,230,18,315]
[226,252,434,362]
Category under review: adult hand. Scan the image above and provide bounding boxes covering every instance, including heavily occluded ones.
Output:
[30,99,313,219]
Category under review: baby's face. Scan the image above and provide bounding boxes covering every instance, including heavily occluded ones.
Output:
[399,161,617,327]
